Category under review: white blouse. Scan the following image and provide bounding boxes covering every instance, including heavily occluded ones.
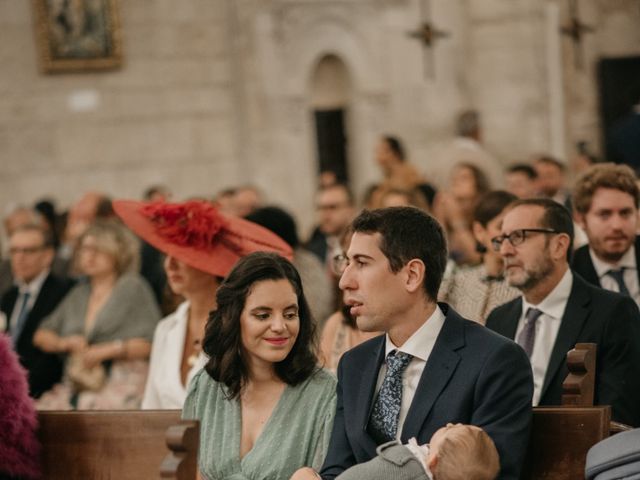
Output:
[141,301,207,409]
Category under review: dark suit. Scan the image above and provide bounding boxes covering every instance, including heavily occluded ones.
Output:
[486,273,640,427]
[571,237,640,291]
[1,273,74,398]
[320,304,533,480]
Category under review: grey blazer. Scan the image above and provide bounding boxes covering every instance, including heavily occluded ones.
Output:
[336,441,429,480]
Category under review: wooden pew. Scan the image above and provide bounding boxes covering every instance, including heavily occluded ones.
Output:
[523,343,632,480]
[38,410,198,480]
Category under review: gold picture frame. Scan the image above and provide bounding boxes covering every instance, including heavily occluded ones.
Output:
[32,0,123,73]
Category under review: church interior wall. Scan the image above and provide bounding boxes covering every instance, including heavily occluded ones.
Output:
[0,0,638,234]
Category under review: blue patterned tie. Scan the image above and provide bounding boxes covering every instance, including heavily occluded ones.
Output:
[368,350,413,444]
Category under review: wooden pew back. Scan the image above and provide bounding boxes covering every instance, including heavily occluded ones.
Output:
[523,343,631,479]
[38,410,197,480]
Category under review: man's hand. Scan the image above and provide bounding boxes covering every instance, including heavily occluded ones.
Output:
[60,335,88,354]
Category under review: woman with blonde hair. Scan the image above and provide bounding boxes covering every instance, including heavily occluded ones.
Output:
[34,219,161,409]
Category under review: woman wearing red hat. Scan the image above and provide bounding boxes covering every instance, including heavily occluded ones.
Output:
[183,252,336,480]
[113,199,292,409]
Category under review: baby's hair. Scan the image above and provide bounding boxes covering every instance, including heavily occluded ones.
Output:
[433,425,499,480]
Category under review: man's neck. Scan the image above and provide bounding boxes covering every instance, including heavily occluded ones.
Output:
[523,264,568,305]
[387,299,437,347]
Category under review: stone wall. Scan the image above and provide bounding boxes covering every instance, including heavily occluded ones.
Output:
[0,0,239,213]
[1,0,639,235]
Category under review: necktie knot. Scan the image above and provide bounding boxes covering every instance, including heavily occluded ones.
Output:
[525,307,543,325]
[386,350,412,374]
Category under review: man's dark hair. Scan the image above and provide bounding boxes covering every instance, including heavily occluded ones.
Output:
[318,182,355,206]
[11,223,55,249]
[383,135,405,162]
[507,164,538,180]
[473,191,517,227]
[535,155,566,172]
[351,207,447,301]
[203,252,318,399]
[245,206,299,248]
[509,198,574,261]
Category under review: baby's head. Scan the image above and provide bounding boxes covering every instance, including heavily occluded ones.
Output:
[427,423,499,480]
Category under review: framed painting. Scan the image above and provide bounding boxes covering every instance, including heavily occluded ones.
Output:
[33,0,123,73]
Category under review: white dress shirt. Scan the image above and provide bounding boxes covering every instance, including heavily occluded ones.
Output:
[517,269,573,406]
[141,301,207,409]
[375,305,446,439]
[589,245,640,306]
[9,269,49,332]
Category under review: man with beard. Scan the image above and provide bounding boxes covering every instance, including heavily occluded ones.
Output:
[571,163,640,308]
[486,198,640,427]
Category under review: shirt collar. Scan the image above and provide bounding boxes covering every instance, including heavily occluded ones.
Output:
[384,305,446,362]
[590,245,637,278]
[16,269,49,297]
[522,269,573,320]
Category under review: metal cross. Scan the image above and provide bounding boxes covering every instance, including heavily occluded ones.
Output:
[406,0,450,79]
[560,0,595,70]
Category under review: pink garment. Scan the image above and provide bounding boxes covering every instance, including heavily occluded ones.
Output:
[0,334,41,479]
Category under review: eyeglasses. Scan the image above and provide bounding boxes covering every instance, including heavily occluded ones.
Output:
[490,228,559,252]
[331,253,349,276]
[9,245,46,256]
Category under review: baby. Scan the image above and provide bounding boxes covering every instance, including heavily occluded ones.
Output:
[335,423,500,480]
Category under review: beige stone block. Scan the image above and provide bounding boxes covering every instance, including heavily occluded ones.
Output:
[0,125,55,175]
[55,118,195,169]
[0,0,30,25]
[193,116,236,159]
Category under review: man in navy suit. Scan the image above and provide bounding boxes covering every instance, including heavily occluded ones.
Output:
[1,223,74,397]
[571,163,640,308]
[293,207,533,480]
[486,198,640,427]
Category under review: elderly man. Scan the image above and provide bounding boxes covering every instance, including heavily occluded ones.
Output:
[486,198,640,427]
[1,223,74,397]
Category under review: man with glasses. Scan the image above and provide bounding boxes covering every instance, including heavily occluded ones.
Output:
[306,183,355,266]
[486,198,640,427]
[1,223,73,397]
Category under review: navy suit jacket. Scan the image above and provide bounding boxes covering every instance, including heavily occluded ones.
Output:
[486,273,640,427]
[320,304,533,480]
[1,273,74,397]
[571,237,640,291]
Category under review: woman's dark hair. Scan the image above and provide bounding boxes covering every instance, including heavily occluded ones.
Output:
[456,162,492,195]
[473,190,517,227]
[203,252,318,399]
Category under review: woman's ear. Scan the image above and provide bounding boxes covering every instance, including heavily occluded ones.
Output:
[405,259,426,293]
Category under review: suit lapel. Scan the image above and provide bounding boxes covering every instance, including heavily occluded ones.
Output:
[355,337,385,452]
[540,274,590,398]
[401,308,463,441]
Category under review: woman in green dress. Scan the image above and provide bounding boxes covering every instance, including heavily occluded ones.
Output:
[183,252,337,480]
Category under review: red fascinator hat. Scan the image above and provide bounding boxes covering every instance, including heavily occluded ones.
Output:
[113,200,293,278]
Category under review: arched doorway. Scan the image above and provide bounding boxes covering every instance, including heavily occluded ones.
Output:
[309,54,352,183]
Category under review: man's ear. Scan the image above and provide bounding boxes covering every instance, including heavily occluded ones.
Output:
[551,233,571,261]
[574,211,586,230]
[405,259,426,293]
[471,221,485,244]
